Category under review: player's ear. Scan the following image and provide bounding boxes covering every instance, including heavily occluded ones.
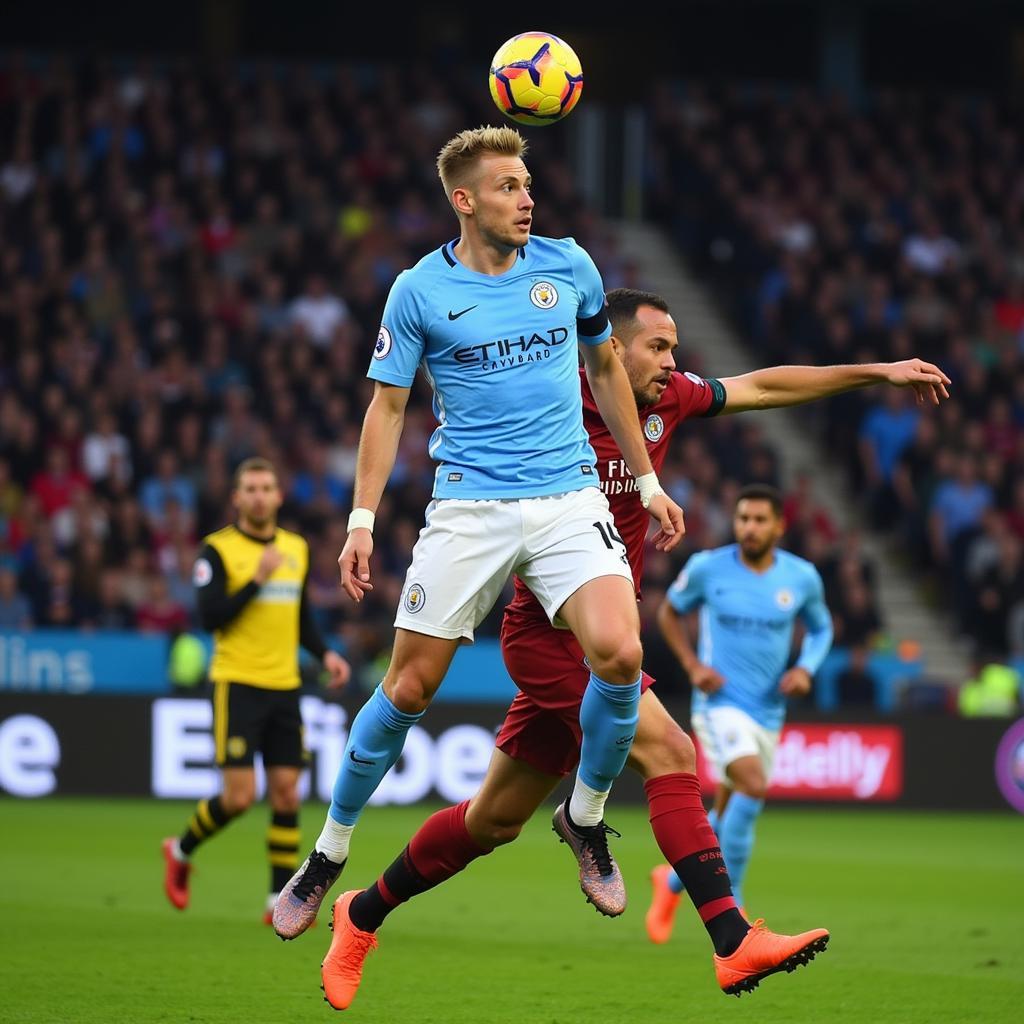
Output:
[451,186,474,217]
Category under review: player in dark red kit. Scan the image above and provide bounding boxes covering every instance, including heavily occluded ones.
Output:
[316,289,949,1008]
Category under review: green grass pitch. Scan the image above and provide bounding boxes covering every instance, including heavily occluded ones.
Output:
[1,799,1021,1023]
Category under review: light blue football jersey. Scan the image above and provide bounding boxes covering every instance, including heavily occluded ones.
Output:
[666,544,833,731]
[368,236,612,499]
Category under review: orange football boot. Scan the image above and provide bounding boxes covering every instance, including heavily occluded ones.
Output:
[714,918,829,996]
[320,891,379,1010]
[645,864,682,944]
[161,838,191,910]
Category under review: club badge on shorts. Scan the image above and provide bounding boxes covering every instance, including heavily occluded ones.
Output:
[404,583,426,613]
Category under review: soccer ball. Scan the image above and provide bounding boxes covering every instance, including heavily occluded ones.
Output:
[489,32,583,126]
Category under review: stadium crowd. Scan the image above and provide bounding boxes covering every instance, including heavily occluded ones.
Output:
[0,57,886,700]
[649,83,1024,669]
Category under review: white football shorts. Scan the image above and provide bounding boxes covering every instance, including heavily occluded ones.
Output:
[393,488,634,642]
[691,705,781,786]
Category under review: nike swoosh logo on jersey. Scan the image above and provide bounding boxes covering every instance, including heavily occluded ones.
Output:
[448,305,478,320]
[349,750,376,766]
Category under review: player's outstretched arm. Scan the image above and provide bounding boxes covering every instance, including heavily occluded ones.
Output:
[717,359,951,414]
[581,341,685,550]
[339,381,411,602]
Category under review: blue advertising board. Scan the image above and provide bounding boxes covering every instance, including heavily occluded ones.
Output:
[0,630,171,694]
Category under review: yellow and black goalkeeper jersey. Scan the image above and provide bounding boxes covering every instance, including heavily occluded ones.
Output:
[194,524,327,690]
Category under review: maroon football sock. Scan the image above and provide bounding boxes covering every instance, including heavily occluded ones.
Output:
[645,772,749,956]
[348,801,491,933]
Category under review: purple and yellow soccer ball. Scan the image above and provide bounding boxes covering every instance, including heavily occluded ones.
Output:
[489,32,584,126]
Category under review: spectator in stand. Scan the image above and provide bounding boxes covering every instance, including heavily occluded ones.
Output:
[139,450,197,533]
[82,410,132,491]
[929,453,994,570]
[39,558,83,627]
[30,447,90,520]
[136,574,189,634]
[858,389,920,528]
[87,568,135,630]
[903,214,960,277]
[958,652,1021,718]
[832,579,883,650]
[0,566,32,629]
[891,416,942,564]
[290,441,351,521]
[289,273,350,348]
[967,519,1024,656]
[835,646,877,707]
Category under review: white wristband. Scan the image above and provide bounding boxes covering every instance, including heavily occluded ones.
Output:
[637,472,665,510]
[347,508,375,533]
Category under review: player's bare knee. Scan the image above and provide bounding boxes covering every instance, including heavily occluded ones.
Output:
[481,819,524,847]
[222,782,255,815]
[384,672,434,714]
[734,774,768,800]
[465,806,524,849]
[588,637,643,684]
[269,787,300,815]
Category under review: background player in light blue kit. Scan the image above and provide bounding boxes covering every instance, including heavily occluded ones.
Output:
[273,126,687,973]
[652,484,833,924]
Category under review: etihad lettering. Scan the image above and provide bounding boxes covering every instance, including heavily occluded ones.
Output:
[454,327,570,366]
[716,613,790,632]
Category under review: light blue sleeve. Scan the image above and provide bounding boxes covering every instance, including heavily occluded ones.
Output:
[567,239,612,346]
[666,553,708,614]
[795,567,834,675]
[367,271,426,387]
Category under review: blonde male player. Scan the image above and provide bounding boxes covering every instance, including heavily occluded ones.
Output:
[274,126,685,941]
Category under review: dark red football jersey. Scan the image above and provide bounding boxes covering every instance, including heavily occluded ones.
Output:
[505,368,725,625]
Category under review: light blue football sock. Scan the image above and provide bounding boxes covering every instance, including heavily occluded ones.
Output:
[328,684,424,826]
[577,672,641,792]
[717,792,764,907]
[667,808,721,894]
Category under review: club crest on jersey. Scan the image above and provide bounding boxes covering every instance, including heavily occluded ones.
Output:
[529,281,558,309]
[404,583,426,613]
[644,414,665,442]
[775,588,795,609]
[192,558,213,587]
[374,325,393,360]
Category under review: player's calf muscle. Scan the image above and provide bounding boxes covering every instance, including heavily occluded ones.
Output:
[628,720,696,778]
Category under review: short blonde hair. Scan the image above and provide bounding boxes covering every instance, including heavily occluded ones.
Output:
[436,125,528,199]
